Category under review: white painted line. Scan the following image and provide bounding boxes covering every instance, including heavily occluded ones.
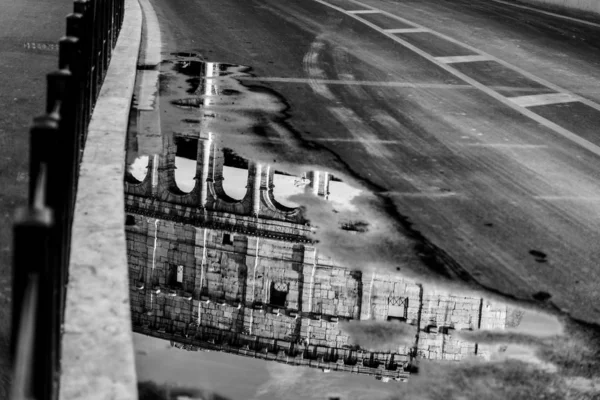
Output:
[488,0,600,29]
[463,143,548,148]
[315,0,600,160]
[384,28,428,33]
[239,76,474,89]
[436,55,492,64]
[534,196,600,201]
[508,93,579,108]
[312,138,404,143]
[388,191,460,198]
[324,0,600,114]
[239,77,556,93]
[347,9,380,14]
[327,106,395,160]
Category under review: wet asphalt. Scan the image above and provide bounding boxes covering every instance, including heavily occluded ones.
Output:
[145,0,600,328]
[0,0,73,395]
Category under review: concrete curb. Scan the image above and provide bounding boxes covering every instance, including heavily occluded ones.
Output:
[132,0,163,156]
[138,0,162,68]
[59,0,142,399]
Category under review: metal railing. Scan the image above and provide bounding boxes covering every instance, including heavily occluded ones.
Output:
[10,1,125,399]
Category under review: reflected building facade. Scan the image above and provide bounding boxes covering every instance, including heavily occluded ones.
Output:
[124,59,508,382]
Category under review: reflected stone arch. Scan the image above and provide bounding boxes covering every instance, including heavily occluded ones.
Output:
[271,172,305,209]
[125,135,311,225]
[127,155,150,183]
[155,134,204,206]
[173,137,199,194]
[125,155,154,196]
[206,146,252,214]
[261,165,302,220]
[222,163,249,201]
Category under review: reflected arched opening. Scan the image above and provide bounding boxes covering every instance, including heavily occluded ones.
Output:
[273,172,309,208]
[128,155,149,183]
[174,136,198,193]
[222,166,248,201]
[221,148,249,201]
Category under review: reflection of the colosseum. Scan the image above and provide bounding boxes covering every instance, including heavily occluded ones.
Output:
[124,138,508,382]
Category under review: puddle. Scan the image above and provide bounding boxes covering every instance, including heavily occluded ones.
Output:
[124,53,597,400]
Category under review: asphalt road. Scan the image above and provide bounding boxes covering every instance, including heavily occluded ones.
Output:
[148,0,600,327]
[0,0,72,395]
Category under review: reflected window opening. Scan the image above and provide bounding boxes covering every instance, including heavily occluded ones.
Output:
[387,296,408,322]
[222,233,233,246]
[270,282,288,308]
[168,264,184,289]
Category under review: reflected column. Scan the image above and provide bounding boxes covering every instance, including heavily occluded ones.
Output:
[197,133,212,208]
[250,163,262,216]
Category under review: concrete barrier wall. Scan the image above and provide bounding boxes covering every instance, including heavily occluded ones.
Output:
[59,0,142,399]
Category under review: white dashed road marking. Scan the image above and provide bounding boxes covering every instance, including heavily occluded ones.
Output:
[508,93,579,108]
[347,9,380,13]
[240,77,473,89]
[312,0,600,159]
[534,196,600,201]
[382,28,428,33]
[313,138,404,143]
[463,143,548,149]
[435,55,493,64]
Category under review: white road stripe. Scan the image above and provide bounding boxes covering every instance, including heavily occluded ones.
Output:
[322,0,600,114]
[239,77,473,88]
[383,28,428,33]
[463,143,548,148]
[388,191,460,198]
[315,0,600,159]
[237,77,560,93]
[534,196,600,201]
[312,138,404,143]
[508,93,579,108]
[435,55,492,64]
[347,9,380,13]
[328,106,395,159]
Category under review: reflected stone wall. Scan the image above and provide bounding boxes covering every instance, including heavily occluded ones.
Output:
[126,213,508,379]
[125,56,509,382]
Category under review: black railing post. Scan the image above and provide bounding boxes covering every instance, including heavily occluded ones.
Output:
[10,1,127,398]
[73,1,93,131]
[89,0,100,107]
[59,35,82,168]
[29,112,65,390]
[61,15,87,171]
[100,0,109,83]
[12,161,55,400]
[10,274,39,400]
[73,0,96,130]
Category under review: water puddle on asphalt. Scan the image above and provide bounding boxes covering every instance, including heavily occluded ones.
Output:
[123,53,594,400]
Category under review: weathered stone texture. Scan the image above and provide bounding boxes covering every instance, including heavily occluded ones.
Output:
[127,216,508,368]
